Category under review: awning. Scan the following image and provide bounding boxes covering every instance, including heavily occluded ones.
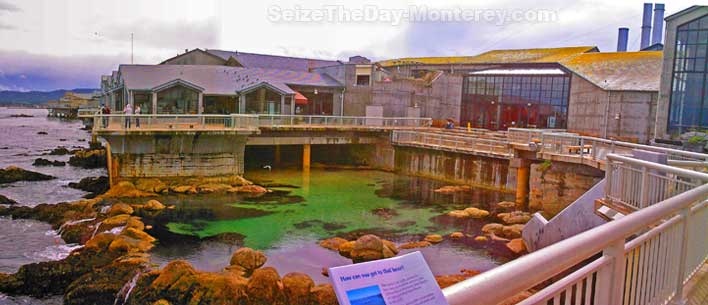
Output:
[294,91,308,105]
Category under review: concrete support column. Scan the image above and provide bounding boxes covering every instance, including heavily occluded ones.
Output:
[105,142,114,187]
[509,157,532,209]
[197,92,204,114]
[274,145,281,165]
[290,96,296,115]
[239,95,246,114]
[280,95,285,115]
[151,92,157,114]
[302,143,311,170]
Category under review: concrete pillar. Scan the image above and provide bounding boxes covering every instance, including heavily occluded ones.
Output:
[151,92,157,114]
[258,88,266,113]
[290,96,296,115]
[302,143,311,170]
[239,95,246,114]
[197,92,204,114]
[106,142,114,187]
[516,164,530,208]
[274,145,281,165]
[280,95,285,115]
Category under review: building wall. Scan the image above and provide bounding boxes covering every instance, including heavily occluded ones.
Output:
[371,73,462,121]
[568,74,657,143]
[656,7,708,139]
[529,160,604,218]
[162,51,226,65]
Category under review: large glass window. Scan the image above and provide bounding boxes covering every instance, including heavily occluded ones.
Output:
[156,85,199,114]
[668,14,708,134]
[461,73,570,130]
[244,88,282,114]
[132,92,152,114]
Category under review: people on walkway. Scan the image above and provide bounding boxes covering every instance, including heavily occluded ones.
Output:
[134,105,141,128]
[445,118,455,129]
[123,103,133,129]
[101,105,111,128]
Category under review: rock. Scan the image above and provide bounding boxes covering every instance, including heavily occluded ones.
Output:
[371,207,399,219]
[319,237,349,251]
[247,267,284,305]
[474,236,489,242]
[463,207,490,218]
[108,228,156,253]
[32,158,65,167]
[282,272,314,305]
[350,234,385,263]
[48,146,70,155]
[37,131,48,135]
[447,210,470,218]
[424,234,443,244]
[68,148,107,169]
[170,185,197,194]
[0,194,17,205]
[197,183,232,193]
[108,203,134,216]
[449,232,464,239]
[506,238,528,255]
[481,223,505,235]
[382,239,399,257]
[102,214,131,227]
[0,166,55,184]
[498,211,532,225]
[125,217,145,231]
[399,241,432,249]
[230,247,267,276]
[152,300,171,305]
[101,181,157,198]
[229,185,269,194]
[135,179,168,194]
[435,269,481,289]
[64,254,147,305]
[310,284,338,305]
[501,224,525,239]
[496,201,516,209]
[68,176,109,198]
[434,185,471,193]
[337,241,356,258]
[143,199,166,211]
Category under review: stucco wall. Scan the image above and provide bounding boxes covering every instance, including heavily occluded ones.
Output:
[529,161,604,218]
[568,74,657,143]
[371,74,463,121]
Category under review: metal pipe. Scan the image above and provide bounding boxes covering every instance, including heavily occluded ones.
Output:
[617,27,629,52]
[652,3,665,45]
[640,3,653,50]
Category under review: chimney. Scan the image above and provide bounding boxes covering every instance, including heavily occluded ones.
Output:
[640,3,653,50]
[617,27,629,52]
[652,3,665,45]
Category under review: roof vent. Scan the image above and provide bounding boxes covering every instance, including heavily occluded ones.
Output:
[617,28,629,52]
[652,3,665,45]
[640,3,653,50]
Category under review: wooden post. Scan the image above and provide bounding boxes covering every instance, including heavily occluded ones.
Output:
[303,143,311,170]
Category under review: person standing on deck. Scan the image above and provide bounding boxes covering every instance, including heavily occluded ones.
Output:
[134,105,141,128]
[103,106,110,128]
[123,103,133,129]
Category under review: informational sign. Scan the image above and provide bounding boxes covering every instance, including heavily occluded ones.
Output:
[548,116,556,128]
[329,252,449,305]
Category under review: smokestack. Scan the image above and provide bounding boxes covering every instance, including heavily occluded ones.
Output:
[640,3,653,50]
[617,28,629,52]
[652,3,665,45]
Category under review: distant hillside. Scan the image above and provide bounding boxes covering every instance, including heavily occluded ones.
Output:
[0,88,98,105]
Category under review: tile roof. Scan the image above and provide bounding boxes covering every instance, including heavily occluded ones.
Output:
[119,65,342,95]
[377,46,599,67]
[205,49,342,71]
[560,51,663,91]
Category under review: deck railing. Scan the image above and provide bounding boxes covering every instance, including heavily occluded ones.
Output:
[92,114,260,131]
[77,108,100,118]
[391,130,512,157]
[443,155,708,304]
[256,114,432,128]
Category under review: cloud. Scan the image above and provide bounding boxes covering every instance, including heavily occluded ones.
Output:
[0,50,134,91]
[98,18,220,50]
[0,1,20,12]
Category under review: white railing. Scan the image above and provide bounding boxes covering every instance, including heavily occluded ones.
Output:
[256,114,432,128]
[92,114,260,131]
[77,108,100,118]
[507,128,566,144]
[391,130,512,157]
[443,155,708,305]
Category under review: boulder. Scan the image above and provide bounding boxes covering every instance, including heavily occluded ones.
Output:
[447,210,470,218]
[310,284,338,305]
[424,234,443,244]
[496,201,516,209]
[350,234,385,263]
[337,241,356,258]
[0,194,17,205]
[143,200,166,211]
[135,179,168,194]
[247,267,284,305]
[371,207,399,220]
[449,232,464,239]
[281,272,314,305]
[48,146,71,155]
[230,185,269,194]
[197,183,232,193]
[0,166,55,184]
[102,214,131,227]
[33,158,65,167]
[319,237,349,251]
[463,207,490,218]
[101,181,157,198]
[481,223,505,235]
[498,211,532,225]
[474,236,489,242]
[170,185,197,194]
[399,241,432,249]
[433,185,471,193]
[506,238,528,255]
[501,224,525,239]
[68,148,107,169]
[108,203,134,216]
[382,239,399,257]
[230,247,267,276]
[68,176,109,198]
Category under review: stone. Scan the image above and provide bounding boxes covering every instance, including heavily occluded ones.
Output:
[337,241,356,258]
[463,207,490,218]
[474,236,489,242]
[350,234,385,263]
[319,237,349,251]
[32,158,65,167]
[281,272,314,305]
[447,210,470,218]
[101,181,157,198]
[497,201,516,209]
[434,269,481,289]
[247,267,284,305]
[170,185,197,194]
[197,183,232,193]
[501,224,525,239]
[449,232,464,239]
[230,247,267,276]
[424,234,443,243]
[0,194,17,205]
[506,238,528,255]
[68,148,106,169]
[108,203,134,216]
[48,146,70,155]
[135,179,168,194]
[399,241,432,249]
[230,185,269,194]
[310,284,338,305]
[371,207,399,219]
[0,166,55,184]
[143,199,165,211]
[433,185,471,193]
[498,211,532,225]
[102,214,131,227]
[481,223,504,235]
[68,176,109,198]
[382,239,399,256]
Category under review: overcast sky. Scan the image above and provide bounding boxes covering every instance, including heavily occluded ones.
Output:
[0,0,703,91]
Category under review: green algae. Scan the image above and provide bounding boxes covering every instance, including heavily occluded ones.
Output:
[165,169,504,250]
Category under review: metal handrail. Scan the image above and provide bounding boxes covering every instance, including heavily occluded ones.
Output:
[391,130,512,157]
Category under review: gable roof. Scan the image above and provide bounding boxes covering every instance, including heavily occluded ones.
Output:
[560,51,663,91]
[205,49,341,72]
[159,49,228,65]
[665,5,708,21]
[118,64,342,95]
[378,46,599,67]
